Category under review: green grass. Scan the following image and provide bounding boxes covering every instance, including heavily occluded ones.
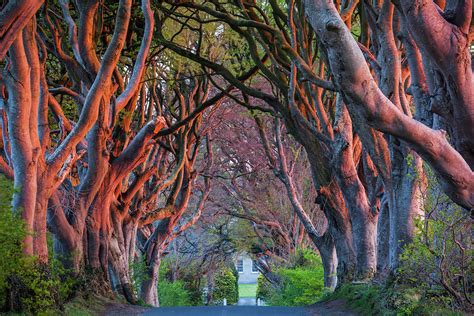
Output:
[321,283,386,315]
[320,283,464,315]
[239,283,257,298]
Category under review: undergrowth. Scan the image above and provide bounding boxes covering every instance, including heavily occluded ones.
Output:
[321,282,465,315]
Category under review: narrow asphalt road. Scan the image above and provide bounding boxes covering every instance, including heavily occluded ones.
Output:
[103,299,355,315]
[140,300,355,316]
[142,306,309,316]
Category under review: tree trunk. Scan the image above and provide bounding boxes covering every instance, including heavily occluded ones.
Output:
[6,33,39,257]
[387,149,424,270]
[109,234,136,304]
[140,255,161,306]
[333,102,377,280]
[316,232,338,289]
[376,196,390,273]
[318,183,356,284]
[34,178,49,263]
[109,208,137,304]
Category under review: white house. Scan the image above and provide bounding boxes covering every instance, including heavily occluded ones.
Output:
[235,252,260,284]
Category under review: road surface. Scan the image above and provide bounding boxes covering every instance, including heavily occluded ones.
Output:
[140,300,355,316]
[102,300,355,315]
[142,306,309,316]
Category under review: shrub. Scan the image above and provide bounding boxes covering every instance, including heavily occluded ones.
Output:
[213,268,238,305]
[14,257,75,314]
[130,256,150,298]
[178,273,204,306]
[291,247,323,268]
[256,274,271,300]
[322,283,465,315]
[158,280,192,306]
[157,258,203,306]
[0,175,74,313]
[230,264,239,298]
[0,175,26,310]
[321,283,387,315]
[398,166,472,312]
[259,249,325,306]
[267,265,325,306]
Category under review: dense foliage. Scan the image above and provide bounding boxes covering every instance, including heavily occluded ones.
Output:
[0,176,74,313]
[0,175,24,310]
[157,280,192,307]
[323,283,466,315]
[212,268,239,305]
[257,249,325,306]
[397,168,472,311]
[156,259,202,306]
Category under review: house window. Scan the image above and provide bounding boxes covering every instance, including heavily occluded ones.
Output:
[236,259,243,273]
[251,260,259,273]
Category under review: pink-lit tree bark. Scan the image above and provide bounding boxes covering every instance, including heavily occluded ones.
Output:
[303,0,473,209]
[0,0,44,60]
[1,0,156,272]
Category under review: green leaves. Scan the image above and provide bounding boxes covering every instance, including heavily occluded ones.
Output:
[213,267,239,305]
[158,280,192,306]
[258,249,325,306]
[0,176,74,313]
[0,176,26,308]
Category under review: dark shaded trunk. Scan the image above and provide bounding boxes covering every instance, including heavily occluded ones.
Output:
[317,183,356,284]
[387,149,424,270]
[140,251,162,306]
[376,196,390,273]
[333,102,378,280]
[316,232,338,289]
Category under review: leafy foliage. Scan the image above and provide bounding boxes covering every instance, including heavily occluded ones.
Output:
[158,258,202,306]
[256,274,271,301]
[322,282,464,316]
[0,175,26,309]
[0,176,74,313]
[322,283,387,315]
[158,280,192,307]
[212,267,239,305]
[397,166,472,311]
[258,249,325,306]
[130,256,150,298]
[14,258,75,314]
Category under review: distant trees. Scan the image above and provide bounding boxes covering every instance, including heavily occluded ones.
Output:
[210,107,325,276]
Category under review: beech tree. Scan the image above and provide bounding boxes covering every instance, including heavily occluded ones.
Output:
[1,0,154,264]
[0,0,44,60]
[136,73,217,306]
[158,1,378,281]
[157,0,473,283]
[0,0,219,304]
[1,0,472,309]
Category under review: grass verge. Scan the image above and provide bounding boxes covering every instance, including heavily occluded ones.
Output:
[321,283,465,316]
